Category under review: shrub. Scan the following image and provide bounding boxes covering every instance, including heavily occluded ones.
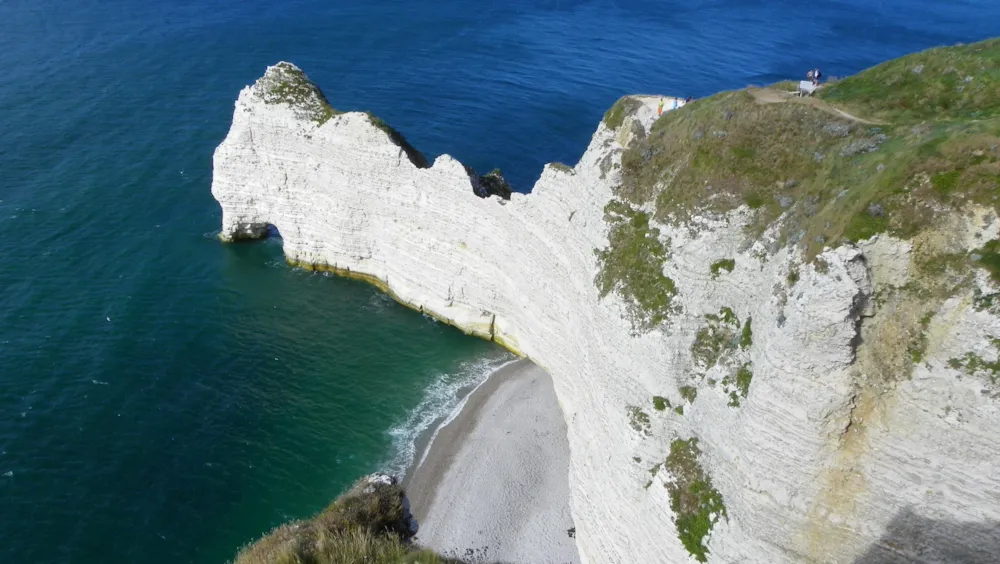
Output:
[233,475,462,564]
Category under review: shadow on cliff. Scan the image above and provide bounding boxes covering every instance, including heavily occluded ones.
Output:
[853,507,1000,563]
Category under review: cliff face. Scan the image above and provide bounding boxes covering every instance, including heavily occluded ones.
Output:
[213,58,1000,563]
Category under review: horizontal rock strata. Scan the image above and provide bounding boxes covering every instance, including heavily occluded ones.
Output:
[212,63,1000,563]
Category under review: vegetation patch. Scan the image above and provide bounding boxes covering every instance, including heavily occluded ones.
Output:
[907,312,935,364]
[710,258,736,279]
[550,162,575,173]
[664,438,727,563]
[843,207,888,242]
[974,239,1000,284]
[595,200,679,330]
[723,363,754,407]
[234,475,462,564]
[787,267,800,286]
[679,385,698,404]
[739,317,753,350]
[819,38,1000,122]
[653,395,670,411]
[604,37,1000,283]
[259,62,340,125]
[627,405,652,436]
[604,96,644,130]
[366,113,429,168]
[949,338,1000,393]
[691,307,742,370]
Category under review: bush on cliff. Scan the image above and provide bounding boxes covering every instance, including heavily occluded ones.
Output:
[233,475,463,564]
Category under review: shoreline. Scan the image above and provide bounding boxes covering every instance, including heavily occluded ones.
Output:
[401,357,517,482]
[402,359,522,515]
[405,359,579,564]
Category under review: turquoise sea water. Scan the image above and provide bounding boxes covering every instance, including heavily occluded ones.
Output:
[1,1,998,562]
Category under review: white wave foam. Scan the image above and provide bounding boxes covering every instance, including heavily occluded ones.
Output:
[385,353,516,477]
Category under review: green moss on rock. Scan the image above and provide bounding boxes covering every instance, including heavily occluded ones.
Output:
[665,438,727,563]
[739,317,753,350]
[595,200,678,330]
[627,405,652,435]
[691,308,742,370]
[710,258,735,279]
[949,338,1000,393]
[723,363,754,407]
[679,385,698,404]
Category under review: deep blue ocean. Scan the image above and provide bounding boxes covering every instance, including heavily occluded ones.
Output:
[1,0,997,562]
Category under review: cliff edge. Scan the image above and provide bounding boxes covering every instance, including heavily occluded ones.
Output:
[213,39,1000,563]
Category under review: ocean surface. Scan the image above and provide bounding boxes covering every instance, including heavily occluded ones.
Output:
[0,0,997,562]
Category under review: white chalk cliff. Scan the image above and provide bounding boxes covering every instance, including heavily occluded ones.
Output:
[212,63,1000,563]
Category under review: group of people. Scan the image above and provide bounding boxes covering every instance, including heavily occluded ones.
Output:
[806,68,823,86]
[657,96,694,116]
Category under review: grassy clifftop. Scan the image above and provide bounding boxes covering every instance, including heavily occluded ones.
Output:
[233,476,462,564]
[599,37,1000,328]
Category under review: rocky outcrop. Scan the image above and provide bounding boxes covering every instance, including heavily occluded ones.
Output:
[212,63,1000,563]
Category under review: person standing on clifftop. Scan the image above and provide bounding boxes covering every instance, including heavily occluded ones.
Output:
[657,97,664,116]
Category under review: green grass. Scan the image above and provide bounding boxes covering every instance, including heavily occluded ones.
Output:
[710,258,735,279]
[664,439,727,563]
[595,200,678,329]
[819,38,1000,122]
[653,395,670,411]
[931,170,962,195]
[594,38,1000,329]
[234,476,464,564]
[603,96,643,130]
[843,209,888,242]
